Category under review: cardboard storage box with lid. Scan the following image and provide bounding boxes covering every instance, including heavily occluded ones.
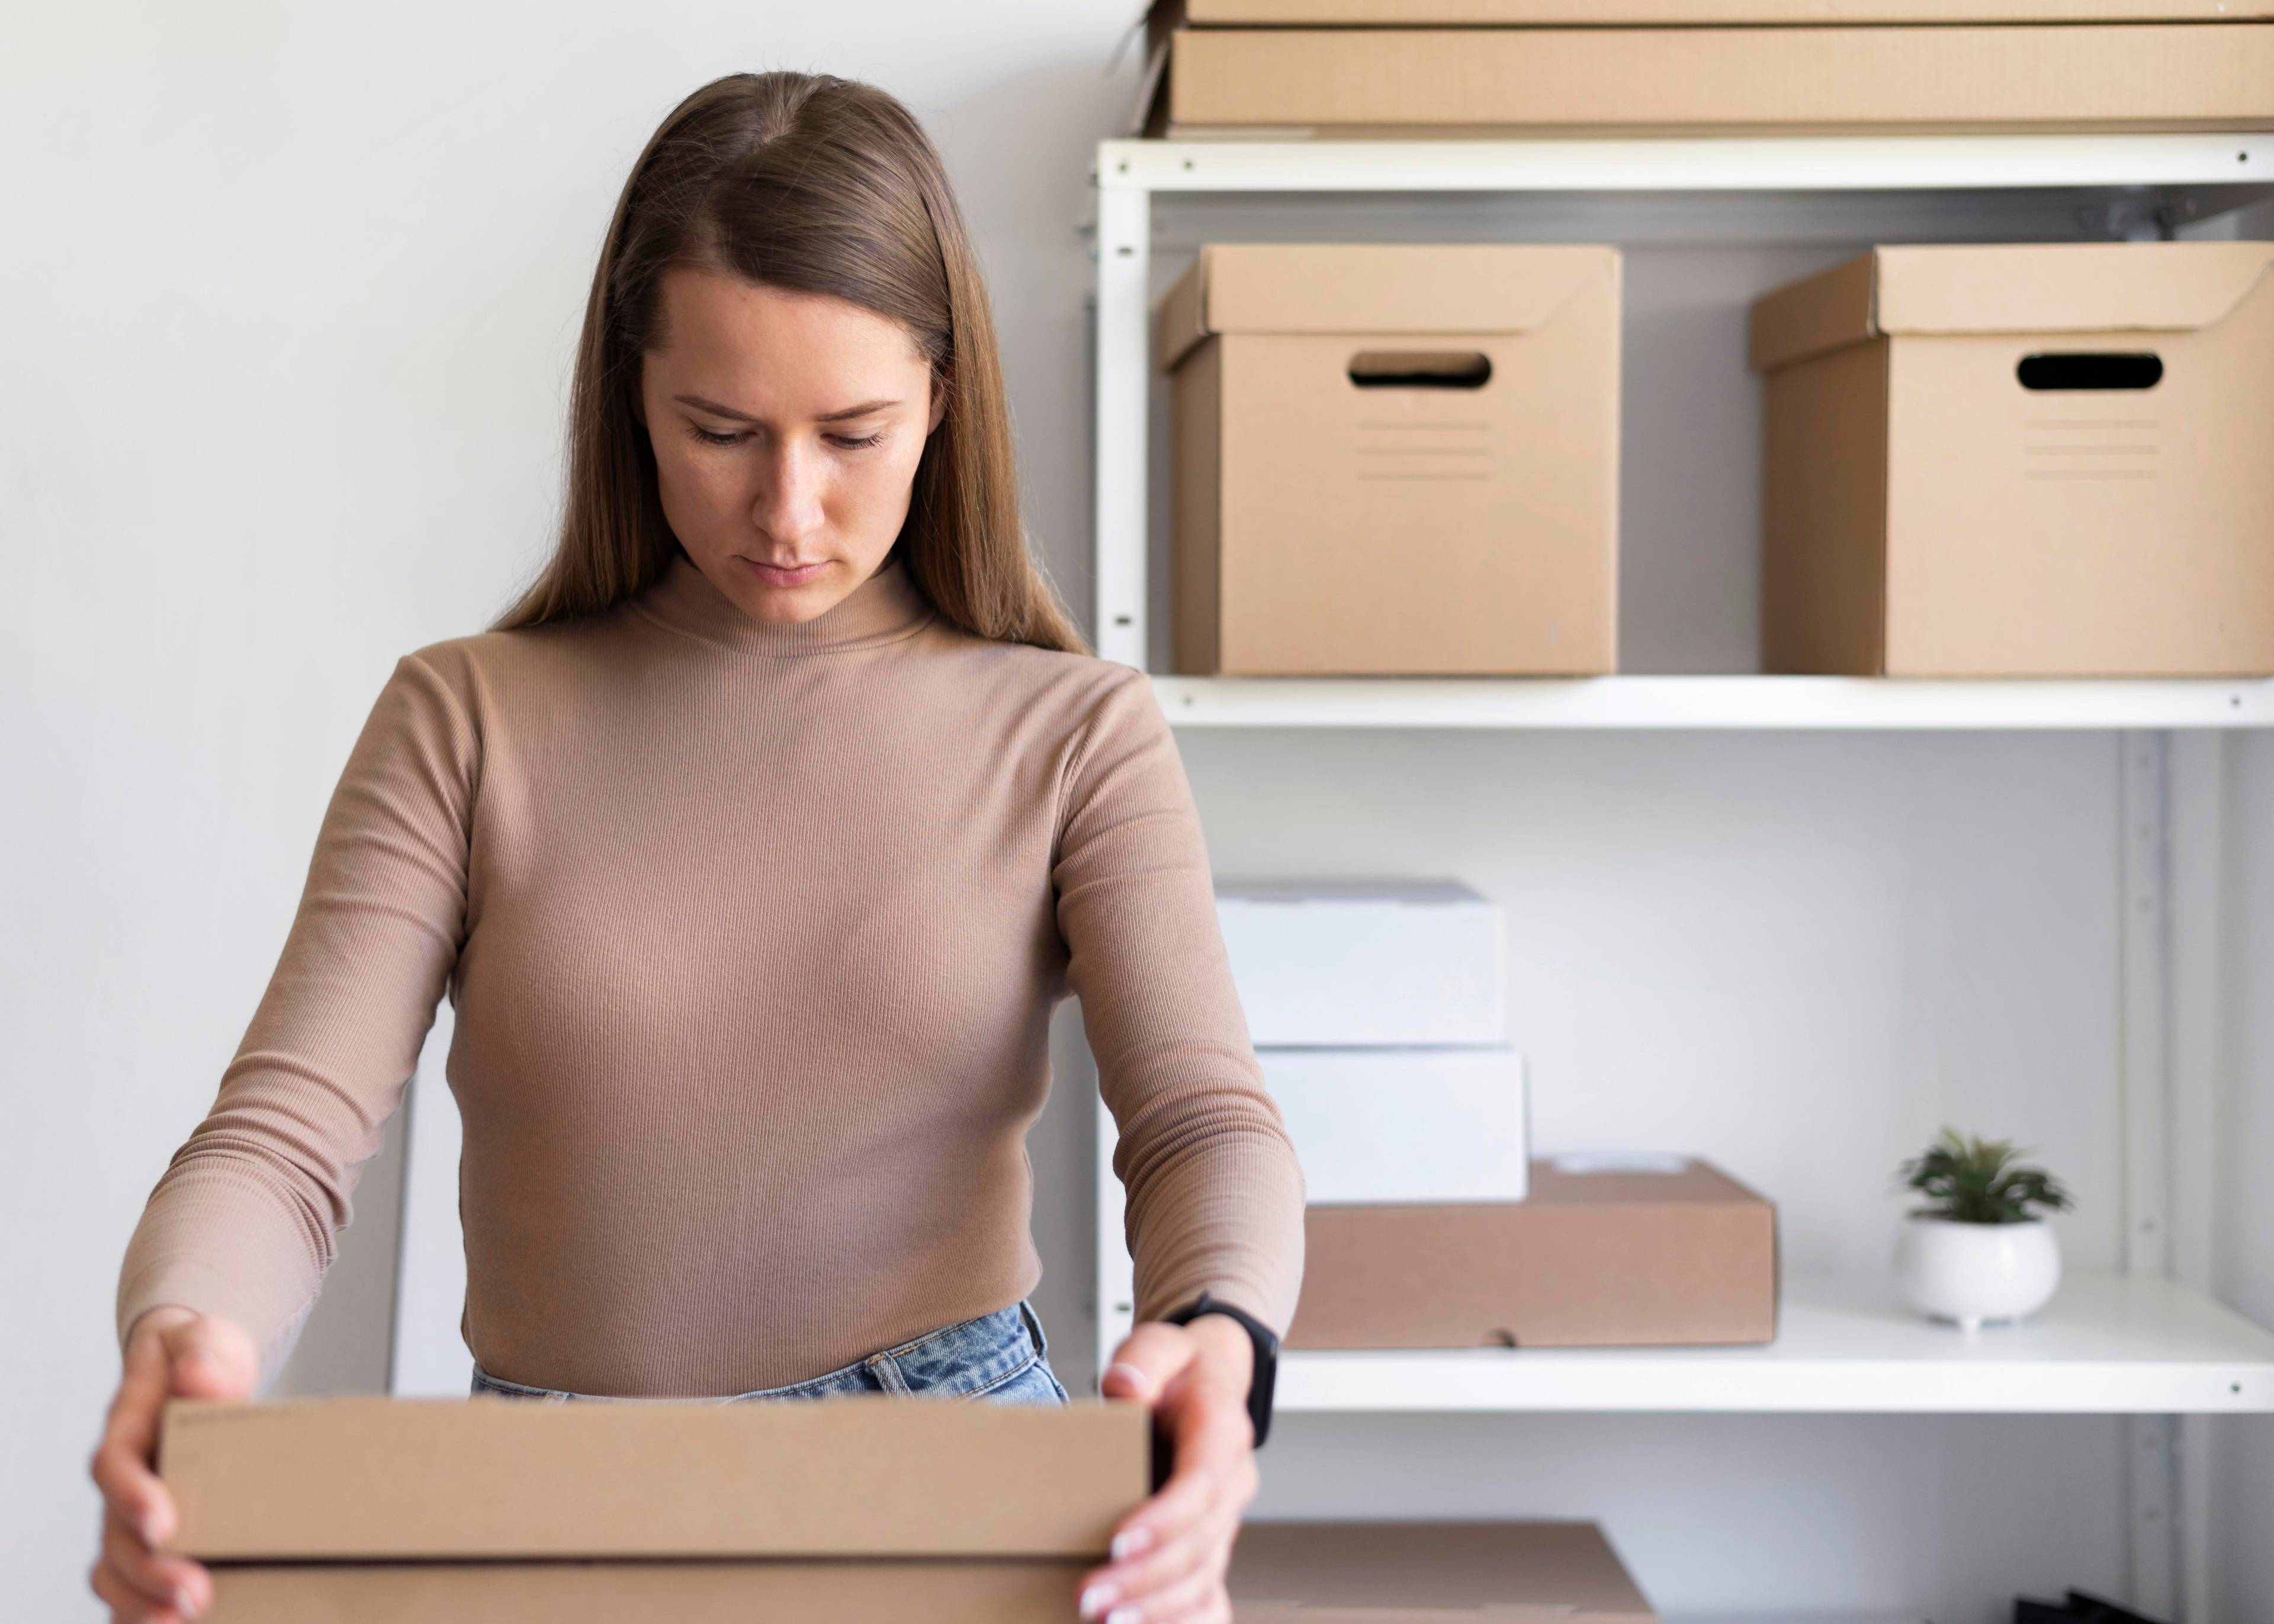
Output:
[1288,1157,1777,1349]
[1749,240,2274,677]
[156,1393,1149,1622]
[1136,2,2274,136]
[1161,243,1621,676]
[1230,1520,1658,1623]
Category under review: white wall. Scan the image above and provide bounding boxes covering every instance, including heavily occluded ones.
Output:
[4,6,2264,1623]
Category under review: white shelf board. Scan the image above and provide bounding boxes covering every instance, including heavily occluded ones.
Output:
[1275,1272,2274,1414]
[1099,132,2274,195]
[1151,674,2274,731]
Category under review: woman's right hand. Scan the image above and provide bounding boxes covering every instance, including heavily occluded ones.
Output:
[88,1306,257,1622]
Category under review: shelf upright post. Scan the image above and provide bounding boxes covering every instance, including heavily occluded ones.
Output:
[2120,730,2185,1618]
[1091,155,1151,1382]
[1093,164,1151,673]
[2168,729,2235,1623]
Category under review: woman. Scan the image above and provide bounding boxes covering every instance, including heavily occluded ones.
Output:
[88,69,1304,1624]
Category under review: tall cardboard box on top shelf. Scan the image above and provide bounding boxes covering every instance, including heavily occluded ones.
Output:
[156,1394,1149,1623]
[1161,243,1620,676]
[1750,241,2274,677]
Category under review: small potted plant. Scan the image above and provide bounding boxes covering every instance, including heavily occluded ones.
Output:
[1893,1127,2073,1333]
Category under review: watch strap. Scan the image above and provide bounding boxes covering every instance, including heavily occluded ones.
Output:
[1160,1291,1279,1448]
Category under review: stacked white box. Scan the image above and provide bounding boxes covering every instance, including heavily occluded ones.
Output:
[1214,880,1505,1046]
[1218,879,1525,1204]
[1258,1046,1530,1204]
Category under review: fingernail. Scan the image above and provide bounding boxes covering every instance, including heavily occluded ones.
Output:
[175,1586,200,1617]
[1102,1362,1152,1398]
[1110,1525,1154,1561]
[1078,1581,1117,1620]
[1107,1608,1143,1624]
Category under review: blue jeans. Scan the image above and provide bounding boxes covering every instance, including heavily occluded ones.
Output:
[467,1299,1070,1406]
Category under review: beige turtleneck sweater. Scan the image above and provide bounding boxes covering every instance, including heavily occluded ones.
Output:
[113,548,1305,1397]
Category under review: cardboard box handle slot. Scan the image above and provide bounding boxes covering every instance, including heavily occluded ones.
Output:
[1347,350,1493,390]
[2016,352,2164,391]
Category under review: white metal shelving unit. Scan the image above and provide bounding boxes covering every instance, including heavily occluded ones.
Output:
[1087,131,2274,1621]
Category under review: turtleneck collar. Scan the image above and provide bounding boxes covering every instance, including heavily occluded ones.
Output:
[629,546,936,657]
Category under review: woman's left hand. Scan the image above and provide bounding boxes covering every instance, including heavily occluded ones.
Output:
[1078,1314,1260,1624]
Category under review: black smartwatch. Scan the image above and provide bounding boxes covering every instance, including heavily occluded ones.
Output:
[1160,1291,1280,1448]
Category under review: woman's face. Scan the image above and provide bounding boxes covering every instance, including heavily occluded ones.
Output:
[638,266,945,625]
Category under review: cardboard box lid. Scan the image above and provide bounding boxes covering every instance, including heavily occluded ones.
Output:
[1174,0,2269,18]
[1750,241,2274,372]
[1230,1521,1657,1622]
[1158,243,1618,371]
[158,1394,1149,1561]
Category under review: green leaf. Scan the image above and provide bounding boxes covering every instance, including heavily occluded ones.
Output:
[1894,1125,2072,1224]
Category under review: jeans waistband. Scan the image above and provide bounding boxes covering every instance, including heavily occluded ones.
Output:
[468,1298,1055,1404]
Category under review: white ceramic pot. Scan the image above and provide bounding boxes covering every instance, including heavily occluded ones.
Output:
[1893,1214,2061,1333]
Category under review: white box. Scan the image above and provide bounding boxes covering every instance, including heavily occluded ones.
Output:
[1260,1046,1529,1204]
[1215,880,1505,1047]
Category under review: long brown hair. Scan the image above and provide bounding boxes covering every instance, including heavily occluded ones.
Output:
[490,71,1088,655]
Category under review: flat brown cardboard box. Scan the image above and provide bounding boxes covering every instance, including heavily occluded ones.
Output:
[1749,242,2274,677]
[1287,1159,1777,1349]
[1231,1520,1658,1623]
[1149,24,2274,136]
[1161,242,1620,676]
[159,1394,1148,1623]
[1177,0,2269,21]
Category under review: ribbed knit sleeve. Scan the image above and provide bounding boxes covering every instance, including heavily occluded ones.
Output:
[1052,669,1306,1334]
[114,651,477,1388]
